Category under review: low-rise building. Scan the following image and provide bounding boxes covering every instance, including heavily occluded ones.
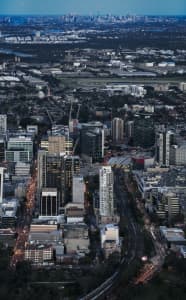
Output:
[65,203,85,224]
[100,224,120,258]
[24,244,53,265]
[1,199,18,228]
[63,223,89,256]
[160,226,186,246]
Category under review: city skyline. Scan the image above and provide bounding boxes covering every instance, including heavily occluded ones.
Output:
[0,0,185,16]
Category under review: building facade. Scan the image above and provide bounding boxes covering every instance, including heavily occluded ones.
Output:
[0,167,4,204]
[111,118,124,142]
[156,130,174,166]
[72,175,85,204]
[99,166,114,217]
[0,115,7,134]
[40,188,58,216]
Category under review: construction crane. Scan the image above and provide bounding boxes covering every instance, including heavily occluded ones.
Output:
[76,103,81,120]
[45,108,55,126]
[69,100,73,125]
[72,137,80,155]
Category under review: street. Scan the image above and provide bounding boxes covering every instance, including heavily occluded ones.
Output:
[11,169,37,268]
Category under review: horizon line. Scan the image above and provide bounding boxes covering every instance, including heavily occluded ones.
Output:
[0,13,186,17]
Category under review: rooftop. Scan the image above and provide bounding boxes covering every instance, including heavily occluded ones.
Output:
[160,226,186,243]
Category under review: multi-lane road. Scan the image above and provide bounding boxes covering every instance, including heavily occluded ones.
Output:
[11,170,37,268]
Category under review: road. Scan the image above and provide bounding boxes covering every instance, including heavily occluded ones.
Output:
[125,176,167,286]
[59,76,184,87]
[11,168,37,268]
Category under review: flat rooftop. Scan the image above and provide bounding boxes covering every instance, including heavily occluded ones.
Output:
[160,226,186,243]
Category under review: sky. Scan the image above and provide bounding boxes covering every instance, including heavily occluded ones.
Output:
[0,0,185,16]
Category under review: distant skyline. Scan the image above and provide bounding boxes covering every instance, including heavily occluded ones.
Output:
[0,0,185,16]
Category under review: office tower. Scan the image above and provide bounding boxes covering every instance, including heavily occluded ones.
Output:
[48,135,73,155]
[125,120,134,139]
[40,188,58,216]
[162,192,180,222]
[37,151,65,208]
[81,127,104,163]
[0,138,5,162]
[99,166,114,217]
[40,137,49,151]
[37,150,47,191]
[65,138,73,155]
[0,115,7,134]
[64,156,80,202]
[156,130,174,166]
[133,118,155,149]
[37,152,80,207]
[168,194,180,222]
[72,175,85,204]
[6,136,33,162]
[48,135,66,155]
[0,167,4,203]
[111,118,124,142]
[170,144,186,166]
[43,154,64,207]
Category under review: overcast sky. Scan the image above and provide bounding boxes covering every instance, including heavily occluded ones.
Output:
[0,0,185,15]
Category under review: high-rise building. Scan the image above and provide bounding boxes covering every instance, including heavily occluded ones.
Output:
[125,120,134,139]
[40,137,49,151]
[167,193,180,222]
[111,118,124,142]
[0,138,5,162]
[37,150,47,191]
[7,136,33,162]
[40,188,58,217]
[156,130,174,166]
[64,156,80,202]
[48,135,73,155]
[133,118,155,149]
[0,167,4,203]
[170,144,186,166]
[37,151,65,207]
[81,127,104,163]
[99,166,114,217]
[43,154,64,207]
[5,150,31,163]
[48,135,66,155]
[162,192,180,222]
[0,115,7,134]
[37,152,80,207]
[72,175,85,204]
